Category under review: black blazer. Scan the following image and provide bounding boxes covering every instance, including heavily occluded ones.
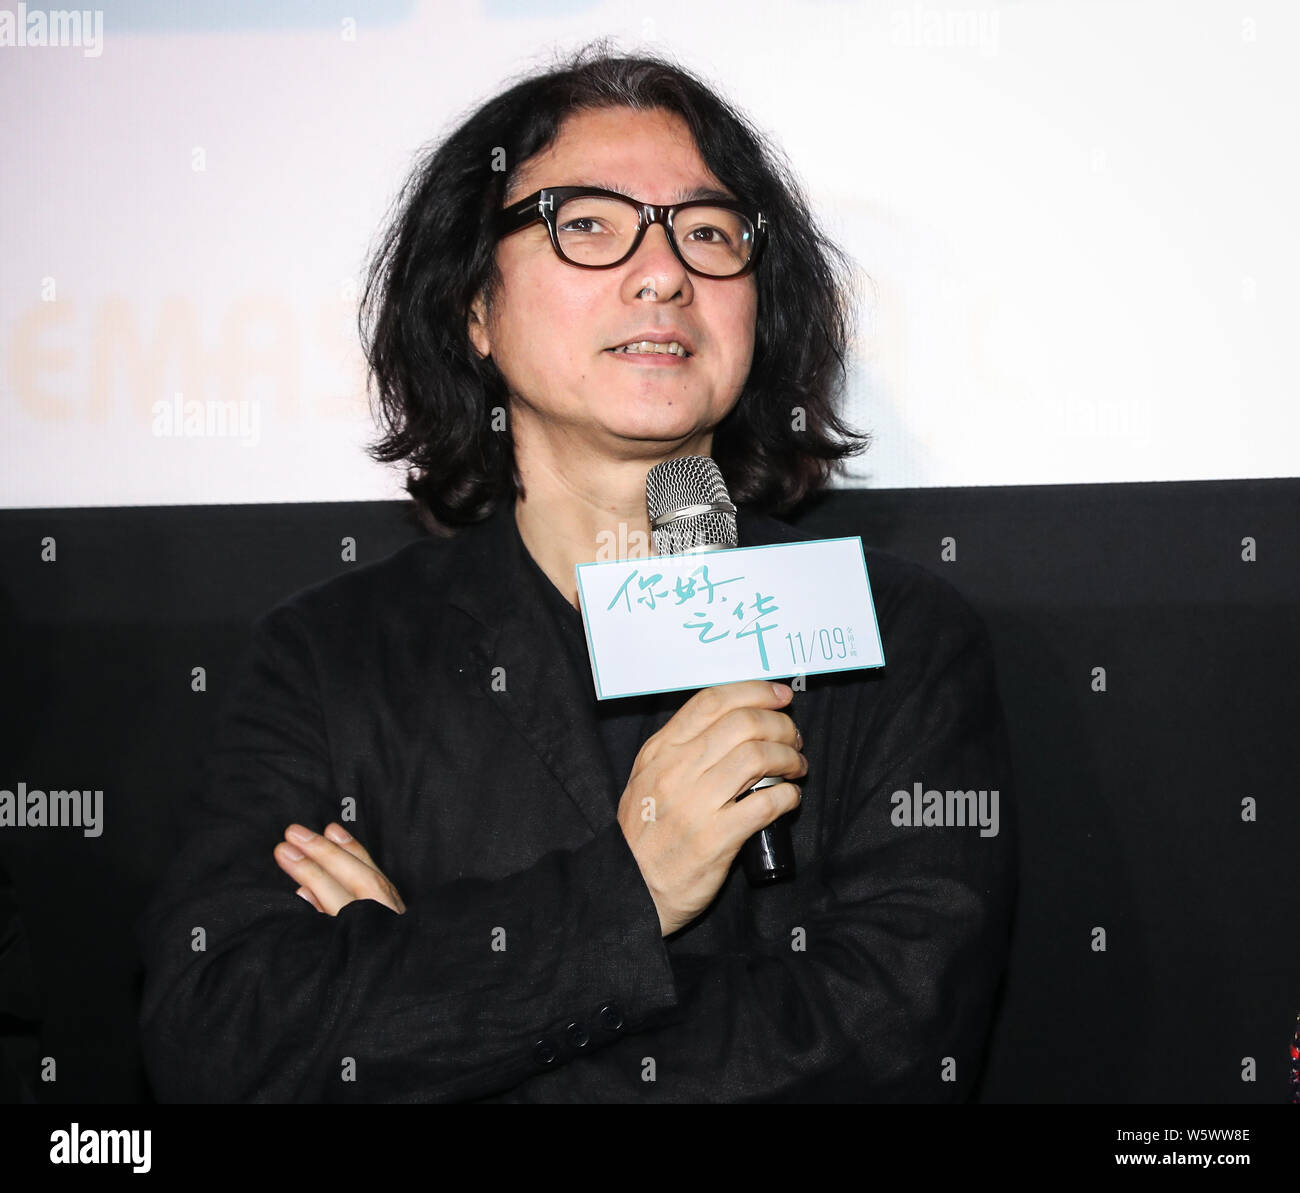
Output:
[136,496,1017,1102]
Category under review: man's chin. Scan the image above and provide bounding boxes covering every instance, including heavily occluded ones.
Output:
[598,426,712,462]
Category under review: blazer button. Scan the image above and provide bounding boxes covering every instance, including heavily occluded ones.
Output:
[565,1020,590,1049]
[532,1037,558,1066]
[597,1002,624,1033]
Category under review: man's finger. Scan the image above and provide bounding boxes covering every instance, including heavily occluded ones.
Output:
[319,824,405,912]
[285,823,386,889]
[280,825,405,915]
[273,841,355,915]
[660,680,793,749]
[323,823,381,870]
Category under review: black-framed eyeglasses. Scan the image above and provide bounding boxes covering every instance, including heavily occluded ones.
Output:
[493,186,768,279]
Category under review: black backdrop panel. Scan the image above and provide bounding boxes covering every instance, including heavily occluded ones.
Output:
[0,478,1296,1103]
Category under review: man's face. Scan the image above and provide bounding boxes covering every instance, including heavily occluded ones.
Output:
[468,106,758,457]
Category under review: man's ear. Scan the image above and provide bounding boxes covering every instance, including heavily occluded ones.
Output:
[467,293,491,359]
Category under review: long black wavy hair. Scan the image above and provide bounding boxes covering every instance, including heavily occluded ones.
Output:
[359,39,871,536]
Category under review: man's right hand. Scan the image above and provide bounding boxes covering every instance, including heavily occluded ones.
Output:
[617,680,806,938]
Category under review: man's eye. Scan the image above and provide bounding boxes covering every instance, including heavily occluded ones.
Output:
[560,218,610,234]
[688,226,730,245]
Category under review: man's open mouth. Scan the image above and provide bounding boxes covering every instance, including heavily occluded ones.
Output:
[607,341,691,357]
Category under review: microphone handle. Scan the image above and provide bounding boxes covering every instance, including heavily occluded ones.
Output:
[735,776,797,886]
[647,484,796,884]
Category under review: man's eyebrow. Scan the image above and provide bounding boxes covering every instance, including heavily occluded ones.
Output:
[578,180,738,203]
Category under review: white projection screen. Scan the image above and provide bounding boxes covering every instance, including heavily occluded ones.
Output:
[2,0,1297,510]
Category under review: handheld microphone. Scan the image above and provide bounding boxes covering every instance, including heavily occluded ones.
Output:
[645,456,797,886]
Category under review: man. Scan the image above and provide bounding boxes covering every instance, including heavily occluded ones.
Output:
[136,47,1016,1102]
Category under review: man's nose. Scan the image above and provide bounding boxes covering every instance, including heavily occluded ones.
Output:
[627,222,687,284]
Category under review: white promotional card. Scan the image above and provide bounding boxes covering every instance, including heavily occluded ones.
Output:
[574,537,885,700]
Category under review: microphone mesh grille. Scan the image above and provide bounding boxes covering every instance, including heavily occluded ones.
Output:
[645,457,738,555]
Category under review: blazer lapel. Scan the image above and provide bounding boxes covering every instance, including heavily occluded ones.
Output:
[443,495,620,834]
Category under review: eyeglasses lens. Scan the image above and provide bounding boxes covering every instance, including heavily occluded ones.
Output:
[555,195,754,276]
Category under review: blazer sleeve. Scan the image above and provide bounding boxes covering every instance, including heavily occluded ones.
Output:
[135,604,681,1104]
[528,565,1019,1102]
